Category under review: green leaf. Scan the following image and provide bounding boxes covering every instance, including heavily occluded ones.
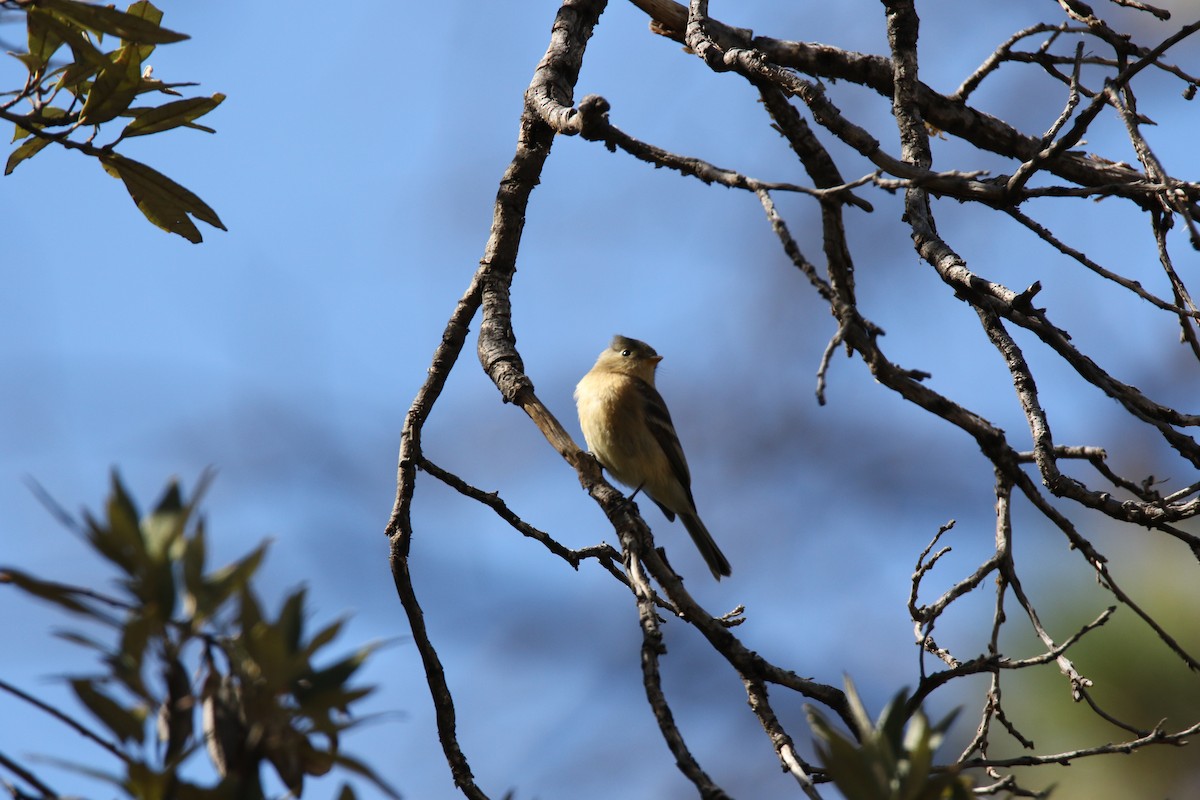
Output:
[0,567,97,617]
[99,153,226,243]
[122,93,224,138]
[79,44,143,125]
[265,728,306,795]
[295,683,374,726]
[12,107,71,143]
[30,7,108,75]
[83,510,136,576]
[181,518,208,618]
[158,655,194,763]
[86,470,146,576]
[54,629,111,652]
[200,669,246,780]
[60,58,104,93]
[24,8,63,71]
[812,721,883,800]
[122,761,172,800]
[122,0,171,61]
[133,77,195,100]
[35,0,188,44]
[109,611,155,699]
[296,647,374,701]
[809,703,873,799]
[236,589,267,648]
[303,618,346,659]
[8,50,47,74]
[931,706,962,740]
[70,678,146,744]
[152,479,183,515]
[6,133,50,175]
[899,713,934,800]
[135,556,178,622]
[843,675,874,741]
[109,471,143,536]
[876,687,911,754]
[142,478,189,564]
[329,753,402,800]
[239,591,295,689]
[280,587,306,655]
[123,1,164,28]
[203,541,268,613]
[810,681,971,800]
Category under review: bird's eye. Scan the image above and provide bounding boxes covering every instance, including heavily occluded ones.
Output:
[620,349,632,357]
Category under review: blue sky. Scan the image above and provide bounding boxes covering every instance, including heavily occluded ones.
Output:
[2,1,1199,798]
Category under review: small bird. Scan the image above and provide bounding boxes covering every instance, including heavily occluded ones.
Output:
[575,335,732,580]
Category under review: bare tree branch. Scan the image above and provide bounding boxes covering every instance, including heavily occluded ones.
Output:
[393,0,1200,794]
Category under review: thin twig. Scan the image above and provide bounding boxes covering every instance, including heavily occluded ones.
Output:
[0,679,127,763]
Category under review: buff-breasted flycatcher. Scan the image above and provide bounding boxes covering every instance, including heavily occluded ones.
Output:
[574,335,731,580]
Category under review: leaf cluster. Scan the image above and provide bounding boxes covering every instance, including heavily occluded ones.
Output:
[0,472,398,800]
[806,678,974,800]
[3,0,225,242]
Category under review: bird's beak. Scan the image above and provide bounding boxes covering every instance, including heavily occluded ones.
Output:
[649,355,664,365]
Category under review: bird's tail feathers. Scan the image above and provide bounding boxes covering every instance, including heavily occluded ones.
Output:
[680,512,731,580]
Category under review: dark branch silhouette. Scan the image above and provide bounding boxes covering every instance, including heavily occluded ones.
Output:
[389,0,1200,796]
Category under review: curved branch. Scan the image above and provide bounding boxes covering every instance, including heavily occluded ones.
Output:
[386,3,609,797]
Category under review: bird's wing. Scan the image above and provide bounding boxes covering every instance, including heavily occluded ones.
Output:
[635,377,696,508]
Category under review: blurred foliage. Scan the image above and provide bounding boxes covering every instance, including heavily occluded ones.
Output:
[806,678,974,800]
[0,472,398,800]
[1,0,224,242]
[997,537,1200,799]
